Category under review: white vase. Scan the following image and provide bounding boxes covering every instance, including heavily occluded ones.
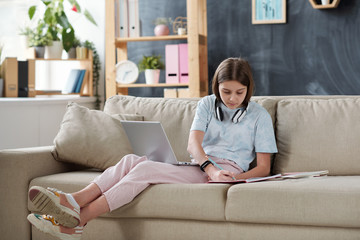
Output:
[321,0,330,5]
[145,69,160,84]
[44,41,63,59]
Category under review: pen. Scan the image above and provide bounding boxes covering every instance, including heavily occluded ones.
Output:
[207,157,237,180]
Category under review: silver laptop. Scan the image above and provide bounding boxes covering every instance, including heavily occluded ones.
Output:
[120,121,197,166]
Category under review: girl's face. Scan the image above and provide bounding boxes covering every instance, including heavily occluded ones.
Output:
[219,80,247,109]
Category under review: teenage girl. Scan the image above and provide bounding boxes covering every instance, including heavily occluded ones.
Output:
[27,57,277,240]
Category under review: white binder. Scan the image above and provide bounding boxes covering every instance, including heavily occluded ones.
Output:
[119,0,129,38]
[128,0,140,37]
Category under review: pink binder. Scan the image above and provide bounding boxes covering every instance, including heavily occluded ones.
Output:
[179,43,189,83]
[165,44,179,83]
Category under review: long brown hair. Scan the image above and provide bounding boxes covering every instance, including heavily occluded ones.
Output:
[212,58,255,106]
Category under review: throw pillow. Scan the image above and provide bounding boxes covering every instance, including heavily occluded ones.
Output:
[52,102,144,170]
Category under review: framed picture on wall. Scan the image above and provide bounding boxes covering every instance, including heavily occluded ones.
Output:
[252,0,286,24]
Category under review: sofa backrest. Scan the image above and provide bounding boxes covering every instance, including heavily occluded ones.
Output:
[104,95,360,175]
[104,95,199,162]
[273,97,360,176]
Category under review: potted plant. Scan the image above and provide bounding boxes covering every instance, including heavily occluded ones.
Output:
[19,20,52,58]
[153,17,171,36]
[28,0,97,56]
[138,55,165,84]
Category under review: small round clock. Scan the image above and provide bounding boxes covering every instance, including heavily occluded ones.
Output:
[115,60,139,84]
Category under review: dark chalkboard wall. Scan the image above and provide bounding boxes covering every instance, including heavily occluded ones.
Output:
[127,0,360,97]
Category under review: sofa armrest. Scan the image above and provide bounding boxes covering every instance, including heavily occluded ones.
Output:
[0,146,84,240]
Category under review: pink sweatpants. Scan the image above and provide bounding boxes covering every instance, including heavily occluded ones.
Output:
[92,154,244,211]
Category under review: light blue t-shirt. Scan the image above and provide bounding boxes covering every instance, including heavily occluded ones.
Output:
[190,94,278,171]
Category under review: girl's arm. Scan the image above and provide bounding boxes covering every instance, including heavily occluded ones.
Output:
[234,152,271,179]
[187,130,235,181]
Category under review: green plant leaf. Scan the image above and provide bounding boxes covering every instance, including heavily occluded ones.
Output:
[84,9,97,26]
[44,7,53,24]
[56,11,70,29]
[28,6,37,20]
[41,0,51,6]
[62,27,75,52]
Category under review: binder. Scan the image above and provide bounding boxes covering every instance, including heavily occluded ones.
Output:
[28,59,36,97]
[119,0,129,37]
[2,58,18,97]
[165,44,179,84]
[179,43,189,83]
[128,0,140,37]
[18,60,29,97]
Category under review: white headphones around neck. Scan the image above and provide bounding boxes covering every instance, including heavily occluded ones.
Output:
[214,99,248,124]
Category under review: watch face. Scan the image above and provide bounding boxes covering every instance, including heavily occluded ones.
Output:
[115,60,139,84]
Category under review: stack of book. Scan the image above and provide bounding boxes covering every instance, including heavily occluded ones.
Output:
[62,69,88,94]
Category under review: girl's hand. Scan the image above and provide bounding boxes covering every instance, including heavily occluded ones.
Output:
[208,169,235,182]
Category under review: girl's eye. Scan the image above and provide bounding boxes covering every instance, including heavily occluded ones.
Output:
[237,92,244,95]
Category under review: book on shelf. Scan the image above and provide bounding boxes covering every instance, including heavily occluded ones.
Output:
[74,69,87,93]
[208,170,329,184]
[62,69,84,94]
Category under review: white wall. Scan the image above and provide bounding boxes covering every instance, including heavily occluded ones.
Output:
[0,0,106,105]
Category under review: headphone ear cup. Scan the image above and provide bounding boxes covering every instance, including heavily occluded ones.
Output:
[232,109,247,124]
[216,106,224,121]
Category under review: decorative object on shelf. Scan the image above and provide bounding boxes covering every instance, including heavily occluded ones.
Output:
[44,40,63,59]
[252,0,286,24]
[308,0,341,9]
[64,37,80,59]
[116,60,139,84]
[76,46,88,59]
[138,55,164,84]
[82,40,101,109]
[172,16,187,35]
[27,0,97,53]
[153,17,171,36]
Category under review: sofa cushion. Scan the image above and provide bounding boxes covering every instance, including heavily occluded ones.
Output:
[28,171,230,222]
[274,98,360,175]
[104,96,199,162]
[52,102,143,170]
[225,176,360,228]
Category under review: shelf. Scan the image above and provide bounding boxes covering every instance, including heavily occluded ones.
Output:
[105,0,208,98]
[117,83,189,88]
[34,58,91,61]
[308,0,341,9]
[116,35,188,43]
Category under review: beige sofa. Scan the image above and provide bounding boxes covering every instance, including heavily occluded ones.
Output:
[1,95,360,240]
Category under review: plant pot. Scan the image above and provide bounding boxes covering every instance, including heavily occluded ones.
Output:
[34,46,45,58]
[0,78,3,97]
[154,24,170,36]
[44,41,63,59]
[321,0,330,5]
[145,69,160,84]
[62,47,76,59]
[76,47,88,59]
